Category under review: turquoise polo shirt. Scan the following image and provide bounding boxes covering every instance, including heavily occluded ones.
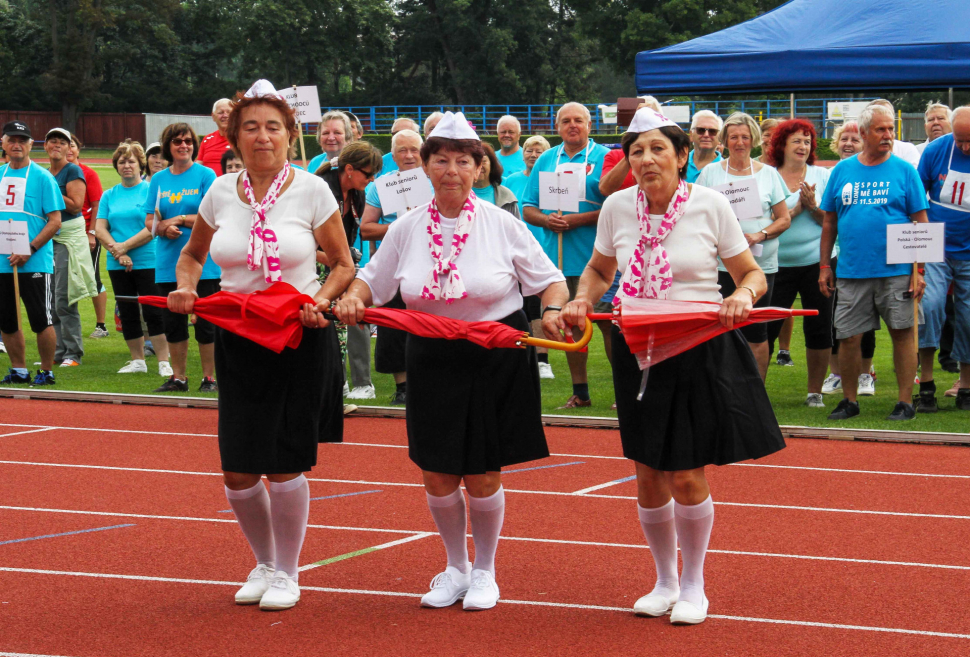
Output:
[497,148,526,180]
[686,149,722,184]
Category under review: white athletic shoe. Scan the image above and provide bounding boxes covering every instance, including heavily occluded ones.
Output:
[669,595,709,625]
[633,588,679,617]
[235,564,275,605]
[342,381,350,396]
[420,564,471,608]
[805,393,825,408]
[537,362,555,379]
[821,374,842,394]
[59,359,80,367]
[462,569,500,610]
[0,340,6,353]
[346,384,376,400]
[259,572,300,610]
[117,359,147,374]
[857,373,875,396]
[158,360,173,378]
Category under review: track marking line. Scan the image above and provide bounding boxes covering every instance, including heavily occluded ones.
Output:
[217,489,383,513]
[504,461,585,474]
[2,505,968,571]
[0,524,134,546]
[0,652,87,657]
[0,423,218,438]
[299,532,434,572]
[1,566,967,640]
[0,428,56,438]
[572,475,636,495]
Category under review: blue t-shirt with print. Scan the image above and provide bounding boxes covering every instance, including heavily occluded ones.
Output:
[98,182,154,271]
[917,134,970,260]
[522,141,609,275]
[497,149,526,180]
[820,154,929,279]
[142,163,220,283]
[0,162,65,274]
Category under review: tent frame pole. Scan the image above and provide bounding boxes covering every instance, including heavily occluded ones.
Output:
[949,88,955,108]
[790,93,795,118]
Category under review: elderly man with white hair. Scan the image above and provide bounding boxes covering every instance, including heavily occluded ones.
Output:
[423,112,444,137]
[915,105,970,412]
[523,101,610,409]
[687,110,723,182]
[495,115,525,179]
[819,103,929,421]
[916,102,952,155]
[197,98,234,174]
[867,99,921,168]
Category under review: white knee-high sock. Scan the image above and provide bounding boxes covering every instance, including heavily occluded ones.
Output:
[637,499,679,596]
[225,481,275,569]
[674,495,715,607]
[268,475,310,582]
[468,487,505,576]
[426,488,469,573]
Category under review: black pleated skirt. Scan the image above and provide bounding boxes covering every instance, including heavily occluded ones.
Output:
[612,324,785,471]
[374,291,408,374]
[405,309,548,475]
[214,324,343,474]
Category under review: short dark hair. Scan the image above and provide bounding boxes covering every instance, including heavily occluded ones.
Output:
[227,94,298,154]
[480,143,503,187]
[160,123,199,163]
[220,148,241,175]
[769,118,817,167]
[621,126,691,180]
[419,137,485,167]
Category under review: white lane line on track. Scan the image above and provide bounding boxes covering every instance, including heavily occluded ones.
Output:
[0,428,56,438]
[0,652,84,657]
[4,424,966,480]
[2,505,969,572]
[0,566,967,640]
[1,460,967,520]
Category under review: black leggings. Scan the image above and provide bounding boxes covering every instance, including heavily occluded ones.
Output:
[109,269,165,340]
[767,263,835,355]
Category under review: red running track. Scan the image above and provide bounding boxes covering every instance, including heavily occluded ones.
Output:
[0,398,969,656]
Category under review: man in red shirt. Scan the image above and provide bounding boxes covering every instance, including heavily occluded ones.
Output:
[197,98,233,174]
[68,135,107,337]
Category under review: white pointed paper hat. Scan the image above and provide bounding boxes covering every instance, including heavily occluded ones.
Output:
[244,79,284,100]
[428,111,480,141]
[626,108,682,134]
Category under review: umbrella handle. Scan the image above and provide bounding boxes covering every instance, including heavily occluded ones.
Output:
[518,318,594,352]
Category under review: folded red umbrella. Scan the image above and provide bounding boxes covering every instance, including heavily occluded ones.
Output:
[589,297,818,369]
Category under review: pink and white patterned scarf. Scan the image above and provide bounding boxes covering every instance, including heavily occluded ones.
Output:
[420,191,477,304]
[617,179,689,301]
[243,162,290,284]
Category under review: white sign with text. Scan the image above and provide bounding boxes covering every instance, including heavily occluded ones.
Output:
[711,179,762,221]
[886,222,945,264]
[375,168,434,216]
[283,86,322,124]
[539,171,581,213]
[0,220,30,256]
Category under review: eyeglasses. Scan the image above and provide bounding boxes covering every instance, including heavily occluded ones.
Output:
[170,138,194,146]
[693,128,718,136]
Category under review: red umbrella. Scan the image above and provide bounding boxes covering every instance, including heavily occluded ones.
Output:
[589,297,818,369]
[120,281,593,353]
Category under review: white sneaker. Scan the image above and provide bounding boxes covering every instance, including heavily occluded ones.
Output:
[537,362,555,379]
[235,564,275,605]
[0,341,6,353]
[259,572,300,610]
[462,568,500,610]
[670,595,709,625]
[420,564,471,608]
[158,360,173,378]
[805,393,825,408]
[857,373,875,396]
[59,359,80,367]
[342,381,350,396]
[633,587,679,617]
[346,384,376,400]
[821,374,842,394]
[117,359,147,374]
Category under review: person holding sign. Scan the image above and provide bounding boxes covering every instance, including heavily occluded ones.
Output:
[764,119,832,407]
[522,102,610,409]
[695,112,791,380]
[915,105,970,412]
[559,108,783,626]
[167,80,354,611]
[495,115,525,179]
[0,121,64,386]
[819,104,929,421]
[197,98,234,175]
[335,112,567,612]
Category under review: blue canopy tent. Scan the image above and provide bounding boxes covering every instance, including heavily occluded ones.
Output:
[635,0,970,95]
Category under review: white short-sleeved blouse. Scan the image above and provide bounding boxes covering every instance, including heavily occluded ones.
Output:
[356,199,565,322]
[594,184,749,303]
[199,169,339,296]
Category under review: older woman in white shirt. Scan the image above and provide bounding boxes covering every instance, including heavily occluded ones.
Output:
[336,112,567,612]
[561,109,785,626]
[167,80,355,612]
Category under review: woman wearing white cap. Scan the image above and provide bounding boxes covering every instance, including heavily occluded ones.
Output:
[335,112,568,611]
[560,108,785,625]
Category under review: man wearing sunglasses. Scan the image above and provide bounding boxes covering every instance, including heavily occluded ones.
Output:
[686,111,723,183]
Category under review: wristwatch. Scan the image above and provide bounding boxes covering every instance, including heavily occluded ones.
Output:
[542,305,562,316]
[760,229,770,240]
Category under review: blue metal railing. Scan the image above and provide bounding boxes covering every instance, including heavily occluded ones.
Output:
[318,97,875,139]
